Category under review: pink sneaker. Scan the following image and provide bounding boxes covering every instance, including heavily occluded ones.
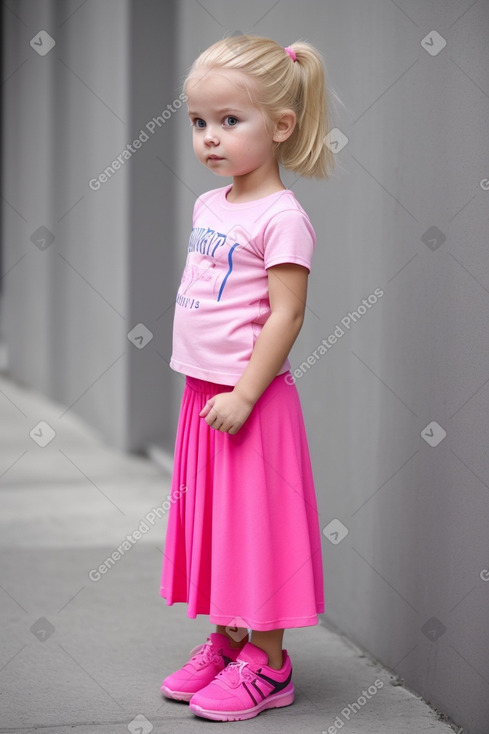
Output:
[189,641,294,721]
[160,632,246,702]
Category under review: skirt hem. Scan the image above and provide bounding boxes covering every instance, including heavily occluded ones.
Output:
[160,590,324,630]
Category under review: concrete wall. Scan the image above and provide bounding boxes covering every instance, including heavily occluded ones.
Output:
[1,0,178,451]
[2,1,489,732]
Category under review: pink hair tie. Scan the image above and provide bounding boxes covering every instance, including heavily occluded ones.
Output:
[284,46,297,62]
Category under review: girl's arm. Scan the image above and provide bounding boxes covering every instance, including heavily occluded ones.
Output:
[199,263,308,434]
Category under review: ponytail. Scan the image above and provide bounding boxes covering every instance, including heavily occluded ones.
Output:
[275,41,332,178]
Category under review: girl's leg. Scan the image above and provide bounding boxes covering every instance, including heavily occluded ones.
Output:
[216,625,285,669]
[250,629,284,670]
[216,624,248,649]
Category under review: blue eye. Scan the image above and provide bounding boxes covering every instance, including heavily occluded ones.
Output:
[193,118,206,128]
[224,116,239,127]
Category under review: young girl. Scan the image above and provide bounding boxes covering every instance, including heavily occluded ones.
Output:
[160,34,334,722]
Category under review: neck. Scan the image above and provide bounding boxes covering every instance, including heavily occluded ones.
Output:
[227,161,286,203]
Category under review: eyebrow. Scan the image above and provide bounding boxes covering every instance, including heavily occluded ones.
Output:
[187,108,245,116]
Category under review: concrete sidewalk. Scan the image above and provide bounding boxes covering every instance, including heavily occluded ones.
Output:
[0,372,459,734]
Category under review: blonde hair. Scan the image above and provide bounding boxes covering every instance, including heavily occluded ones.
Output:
[184,34,335,180]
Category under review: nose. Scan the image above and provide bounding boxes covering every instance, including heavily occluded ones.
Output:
[204,126,219,146]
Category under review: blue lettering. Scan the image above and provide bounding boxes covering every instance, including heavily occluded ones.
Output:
[187,227,226,256]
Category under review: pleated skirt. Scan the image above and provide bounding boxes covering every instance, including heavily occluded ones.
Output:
[160,372,325,631]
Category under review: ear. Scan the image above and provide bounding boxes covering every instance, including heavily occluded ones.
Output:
[272,109,296,143]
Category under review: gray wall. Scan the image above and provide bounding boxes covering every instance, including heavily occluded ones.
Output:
[2,1,489,733]
[1,0,178,451]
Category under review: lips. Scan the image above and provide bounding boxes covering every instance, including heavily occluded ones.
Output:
[208,155,224,160]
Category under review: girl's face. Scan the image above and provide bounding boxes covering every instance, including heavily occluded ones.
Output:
[186,68,277,179]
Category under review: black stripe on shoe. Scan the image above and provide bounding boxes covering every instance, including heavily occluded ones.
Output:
[242,682,258,706]
[255,668,292,694]
[251,679,266,700]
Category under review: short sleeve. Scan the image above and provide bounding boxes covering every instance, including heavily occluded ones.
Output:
[262,209,316,272]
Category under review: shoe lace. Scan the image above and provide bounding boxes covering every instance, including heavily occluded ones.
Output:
[188,640,222,669]
[215,659,254,688]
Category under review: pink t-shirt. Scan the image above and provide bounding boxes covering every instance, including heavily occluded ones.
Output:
[170,184,316,385]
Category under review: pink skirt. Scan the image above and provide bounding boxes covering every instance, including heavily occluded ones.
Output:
[160,372,325,631]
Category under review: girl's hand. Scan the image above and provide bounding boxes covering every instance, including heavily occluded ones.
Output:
[199,390,254,434]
